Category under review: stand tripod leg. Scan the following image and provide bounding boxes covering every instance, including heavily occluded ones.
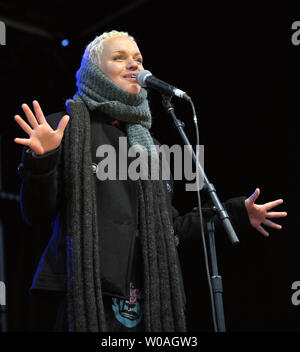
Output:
[207,220,226,332]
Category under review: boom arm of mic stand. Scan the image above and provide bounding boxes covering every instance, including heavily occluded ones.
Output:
[161,94,239,245]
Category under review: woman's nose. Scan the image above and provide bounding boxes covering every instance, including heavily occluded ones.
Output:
[126,57,138,69]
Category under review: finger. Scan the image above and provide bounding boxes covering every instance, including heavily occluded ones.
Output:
[257,225,269,237]
[264,199,283,211]
[266,211,287,218]
[249,188,260,204]
[14,115,32,135]
[57,115,70,133]
[21,103,39,128]
[263,219,282,230]
[14,137,31,146]
[32,100,47,124]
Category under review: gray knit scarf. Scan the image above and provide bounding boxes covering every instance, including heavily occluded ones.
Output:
[63,58,186,332]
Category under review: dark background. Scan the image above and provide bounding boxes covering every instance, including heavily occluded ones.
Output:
[0,1,298,332]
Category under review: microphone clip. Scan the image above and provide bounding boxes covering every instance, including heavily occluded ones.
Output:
[161,94,185,128]
[161,94,174,113]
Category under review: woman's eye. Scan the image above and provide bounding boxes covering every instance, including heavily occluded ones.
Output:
[113,56,143,64]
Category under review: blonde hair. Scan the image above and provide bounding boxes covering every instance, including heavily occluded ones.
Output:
[83,30,136,65]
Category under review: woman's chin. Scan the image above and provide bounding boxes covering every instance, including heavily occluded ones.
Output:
[125,84,141,95]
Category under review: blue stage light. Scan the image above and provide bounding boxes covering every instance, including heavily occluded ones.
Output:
[61,39,69,47]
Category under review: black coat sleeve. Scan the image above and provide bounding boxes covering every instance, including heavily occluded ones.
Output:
[17,112,66,228]
[172,196,253,244]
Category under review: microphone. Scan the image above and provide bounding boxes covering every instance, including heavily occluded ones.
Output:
[136,70,191,101]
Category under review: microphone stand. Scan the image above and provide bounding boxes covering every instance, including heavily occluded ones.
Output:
[0,137,7,332]
[161,94,239,245]
[207,218,226,331]
[161,94,239,332]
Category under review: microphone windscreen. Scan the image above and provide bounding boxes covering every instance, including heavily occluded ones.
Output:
[136,70,152,87]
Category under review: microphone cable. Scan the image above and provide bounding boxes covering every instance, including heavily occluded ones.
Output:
[188,98,218,332]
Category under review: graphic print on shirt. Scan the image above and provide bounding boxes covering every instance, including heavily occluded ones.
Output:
[111,282,144,328]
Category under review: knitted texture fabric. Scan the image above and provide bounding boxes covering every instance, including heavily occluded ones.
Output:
[67,57,154,152]
[64,57,187,331]
[62,100,106,331]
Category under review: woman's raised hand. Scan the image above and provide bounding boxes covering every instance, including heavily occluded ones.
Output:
[14,100,70,155]
[245,188,287,237]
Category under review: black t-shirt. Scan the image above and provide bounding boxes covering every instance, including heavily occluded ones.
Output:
[54,229,144,332]
[103,229,144,332]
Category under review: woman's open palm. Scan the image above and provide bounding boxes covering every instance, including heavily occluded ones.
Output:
[14,100,69,155]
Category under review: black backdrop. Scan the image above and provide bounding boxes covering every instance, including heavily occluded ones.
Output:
[0,1,298,332]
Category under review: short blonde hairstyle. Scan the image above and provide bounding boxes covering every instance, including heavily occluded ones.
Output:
[83,30,136,65]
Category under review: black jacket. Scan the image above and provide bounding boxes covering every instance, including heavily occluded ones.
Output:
[18,109,251,301]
